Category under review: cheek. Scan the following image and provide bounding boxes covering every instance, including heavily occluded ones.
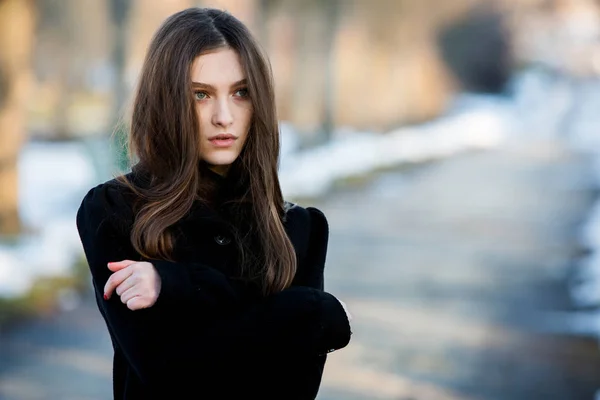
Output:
[232,105,252,140]
[195,105,206,124]
[241,107,253,132]
[195,106,211,137]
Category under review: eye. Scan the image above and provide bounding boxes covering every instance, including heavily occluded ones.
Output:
[194,91,208,101]
[234,88,249,98]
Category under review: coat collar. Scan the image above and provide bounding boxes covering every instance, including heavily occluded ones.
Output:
[126,163,232,227]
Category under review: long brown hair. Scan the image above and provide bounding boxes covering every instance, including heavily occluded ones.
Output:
[116,8,296,295]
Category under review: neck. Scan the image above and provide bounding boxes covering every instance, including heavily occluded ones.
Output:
[208,164,229,177]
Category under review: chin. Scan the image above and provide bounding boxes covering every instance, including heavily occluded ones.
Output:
[203,152,240,168]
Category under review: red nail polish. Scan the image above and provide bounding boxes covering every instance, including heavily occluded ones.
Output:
[103,293,108,300]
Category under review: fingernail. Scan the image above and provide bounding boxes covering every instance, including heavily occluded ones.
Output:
[107,262,113,266]
[103,293,109,300]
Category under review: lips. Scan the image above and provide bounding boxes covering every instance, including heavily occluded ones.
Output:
[209,133,237,148]
[209,133,236,141]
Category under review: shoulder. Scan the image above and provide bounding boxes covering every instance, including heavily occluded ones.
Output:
[286,202,331,287]
[283,201,328,231]
[283,201,329,258]
[76,173,137,233]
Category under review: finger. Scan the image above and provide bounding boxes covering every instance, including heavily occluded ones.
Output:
[119,286,139,305]
[115,275,137,297]
[107,260,137,272]
[104,267,134,299]
[127,296,148,311]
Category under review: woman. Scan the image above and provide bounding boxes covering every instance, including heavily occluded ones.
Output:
[76,7,352,400]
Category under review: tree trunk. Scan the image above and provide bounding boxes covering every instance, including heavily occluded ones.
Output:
[0,0,35,235]
[109,0,131,172]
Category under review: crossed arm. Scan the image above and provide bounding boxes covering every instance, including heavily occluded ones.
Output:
[76,183,352,395]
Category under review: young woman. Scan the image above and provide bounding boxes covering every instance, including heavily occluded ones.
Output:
[76,7,352,400]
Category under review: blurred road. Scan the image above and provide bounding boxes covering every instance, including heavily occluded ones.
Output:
[1,140,599,400]
[318,140,600,400]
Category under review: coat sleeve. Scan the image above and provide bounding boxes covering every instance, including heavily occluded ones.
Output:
[75,182,351,393]
[294,207,329,290]
[278,206,343,399]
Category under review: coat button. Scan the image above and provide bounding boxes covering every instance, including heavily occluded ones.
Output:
[214,235,231,245]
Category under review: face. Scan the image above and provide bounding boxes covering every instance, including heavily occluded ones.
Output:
[191,48,252,176]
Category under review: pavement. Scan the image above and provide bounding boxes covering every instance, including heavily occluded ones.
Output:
[1,139,599,400]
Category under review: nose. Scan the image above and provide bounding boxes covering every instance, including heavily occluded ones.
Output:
[212,98,233,128]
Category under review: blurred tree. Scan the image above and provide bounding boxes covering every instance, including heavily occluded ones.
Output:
[328,0,457,130]
[321,0,339,143]
[258,0,483,133]
[38,0,72,139]
[0,0,35,235]
[437,5,512,93]
[109,0,131,172]
[32,0,112,138]
[262,0,340,143]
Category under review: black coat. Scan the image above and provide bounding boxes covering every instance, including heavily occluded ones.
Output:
[75,169,352,400]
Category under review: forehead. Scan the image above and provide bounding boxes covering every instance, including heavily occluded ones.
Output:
[191,48,245,84]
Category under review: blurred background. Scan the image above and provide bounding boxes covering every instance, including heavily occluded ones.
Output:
[2,0,600,399]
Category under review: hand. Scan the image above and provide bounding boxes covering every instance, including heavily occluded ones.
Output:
[103,260,162,311]
[336,298,353,322]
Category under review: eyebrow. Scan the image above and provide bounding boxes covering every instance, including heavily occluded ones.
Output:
[191,79,247,90]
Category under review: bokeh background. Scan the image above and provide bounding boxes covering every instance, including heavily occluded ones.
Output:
[2,0,600,399]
